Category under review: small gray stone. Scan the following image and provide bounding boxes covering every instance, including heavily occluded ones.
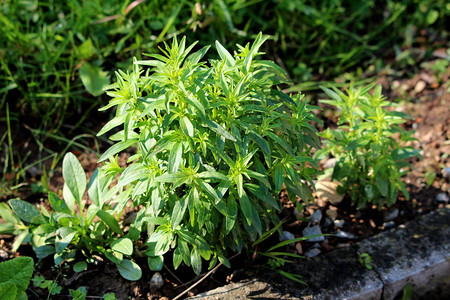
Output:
[442,167,450,179]
[334,219,345,228]
[309,209,322,225]
[383,208,399,222]
[0,249,8,259]
[150,272,164,290]
[280,231,295,246]
[383,221,395,229]
[436,192,449,203]
[323,217,333,227]
[304,248,321,258]
[303,225,325,242]
[336,231,356,239]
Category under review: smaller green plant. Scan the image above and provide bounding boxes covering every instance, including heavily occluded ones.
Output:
[69,287,87,300]
[32,275,62,296]
[358,252,373,270]
[0,256,34,300]
[250,222,325,285]
[6,152,142,281]
[315,84,420,209]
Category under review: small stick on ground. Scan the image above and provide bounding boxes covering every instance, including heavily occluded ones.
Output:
[172,253,239,300]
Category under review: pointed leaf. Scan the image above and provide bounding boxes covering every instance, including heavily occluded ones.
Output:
[97,211,122,235]
[63,153,87,204]
[8,199,41,224]
[98,139,138,163]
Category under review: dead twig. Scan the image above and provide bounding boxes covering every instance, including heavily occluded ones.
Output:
[172,253,240,300]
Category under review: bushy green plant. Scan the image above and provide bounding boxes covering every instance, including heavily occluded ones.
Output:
[97,33,320,274]
[2,34,320,278]
[315,84,419,209]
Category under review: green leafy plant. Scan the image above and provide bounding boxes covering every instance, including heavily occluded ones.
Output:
[315,84,419,209]
[6,152,142,280]
[97,33,320,275]
[358,252,373,270]
[0,256,34,300]
[32,275,62,296]
[250,221,325,285]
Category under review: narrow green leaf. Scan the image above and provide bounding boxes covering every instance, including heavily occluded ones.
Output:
[98,139,138,163]
[97,114,126,137]
[180,117,194,137]
[225,197,237,234]
[97,211,122,235]
[191,248,202,275]
[239,193,252,226]
[215,41,235,66]
[171,196,188,229]
[204,120,236,142]
[168,142,183,174]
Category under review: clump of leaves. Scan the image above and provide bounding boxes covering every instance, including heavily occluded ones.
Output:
[0,256,34,300]
[6,153,141,281]
[315,84,419,209]
[98,33,320,274]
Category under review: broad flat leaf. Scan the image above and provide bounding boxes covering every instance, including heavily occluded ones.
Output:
[0,256,33,296]
[98,139,138,163]
[0,282,16,300]
[147,256,164,271]
[63,184,76,213]
[80,62,110,96]
[116,259,142,281]
[73,261,87,273]
[62,153,86,204]
[35,245,56,259]
[8,199,41,223]
[111,238,133,255]
[97,211,122,235]
[55,227,78,254]
[48,192,71,214]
